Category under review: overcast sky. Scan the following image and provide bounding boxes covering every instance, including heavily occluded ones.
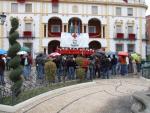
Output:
[146,0,150,15]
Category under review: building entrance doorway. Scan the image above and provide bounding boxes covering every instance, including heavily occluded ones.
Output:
[48,40,60,54]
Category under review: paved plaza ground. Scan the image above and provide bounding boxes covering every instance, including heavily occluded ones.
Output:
[5,75,147,113]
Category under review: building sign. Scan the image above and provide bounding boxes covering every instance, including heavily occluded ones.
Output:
[60,33,89,48]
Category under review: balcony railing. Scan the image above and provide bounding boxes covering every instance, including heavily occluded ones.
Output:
[22,31,34,39]
[48,32,61,37]
[23,31,32,37]
[128,33,136,40]
[89,33,100,38]
[116,33,124,39]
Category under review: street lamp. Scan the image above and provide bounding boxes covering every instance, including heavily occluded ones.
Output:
[0,12,6,25]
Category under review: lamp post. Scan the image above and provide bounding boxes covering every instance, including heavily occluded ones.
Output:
[0,12,6,48]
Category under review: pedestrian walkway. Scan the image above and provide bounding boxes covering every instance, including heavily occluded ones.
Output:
[10,76,149,113]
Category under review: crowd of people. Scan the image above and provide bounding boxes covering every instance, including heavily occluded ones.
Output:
[34,52,142,82]
[0,51,142,85]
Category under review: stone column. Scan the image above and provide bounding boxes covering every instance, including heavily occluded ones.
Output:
[86,24,88,33]
[46,23,48,38]
[66,23,68,32]
[82,24,84,33]
[103,25,106,38]
[101,24,103,38]
[62,23,64,32]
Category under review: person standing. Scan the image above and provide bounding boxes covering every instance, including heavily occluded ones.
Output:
[95,57,101,78]
[132,58,137,75]
[136,54,141,73]
[35,54,45,80]
[67,56,76,80]
[21,55,31,80]
[53,56,63,82]
[111,55,118,75]
[88,57,95,80]
[6,56,11,71]
[0,55,5,85]
[119,56,127,76]
[101,56,111,79]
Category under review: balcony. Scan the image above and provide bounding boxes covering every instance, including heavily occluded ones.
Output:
[48,32,61,37]
[22,31,34,39]
[89,33,100,38]
[128,33,136,40]
[116,33,124,39]
[17,0,25,3]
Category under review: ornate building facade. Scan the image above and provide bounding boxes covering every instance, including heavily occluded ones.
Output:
[0,0,147,58]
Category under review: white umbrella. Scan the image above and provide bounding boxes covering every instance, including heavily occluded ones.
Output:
[49,52,61,57]
[17,51,28,55]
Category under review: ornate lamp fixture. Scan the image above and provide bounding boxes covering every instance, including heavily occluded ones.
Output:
[0,12,6,25]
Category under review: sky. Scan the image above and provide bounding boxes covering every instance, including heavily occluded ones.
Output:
[146,0,150,15]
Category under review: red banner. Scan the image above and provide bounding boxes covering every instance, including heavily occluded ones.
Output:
[52,0,59,4]
[17,0,26,3]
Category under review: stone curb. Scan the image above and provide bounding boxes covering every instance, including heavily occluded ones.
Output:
[0,81,95,113]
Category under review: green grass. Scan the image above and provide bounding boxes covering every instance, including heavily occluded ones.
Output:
[0,80,90,106]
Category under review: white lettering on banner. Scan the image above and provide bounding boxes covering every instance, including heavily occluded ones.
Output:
[60,33,89,48]
[71,39,79,48]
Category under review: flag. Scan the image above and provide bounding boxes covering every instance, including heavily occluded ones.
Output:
[70,20,74,33]
[123,0,128,3]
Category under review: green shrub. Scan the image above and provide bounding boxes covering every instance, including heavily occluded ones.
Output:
[8,18,22,97]
[9,66,22,82]
[9,31,19,45]
[44,61,57,83]
[76,67,85,81]
[9,56,20,68]
[7,43,21,57]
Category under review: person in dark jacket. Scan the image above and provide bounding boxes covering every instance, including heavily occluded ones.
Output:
[53,56,63,82]
[67,57,76,80]
[35,53,45,80]
[101,56,111,79]
[0,55,5,85]
[111,55,118,75]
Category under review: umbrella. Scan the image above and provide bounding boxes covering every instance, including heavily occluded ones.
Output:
[95,49,105,54]
[118,51,128,56]
[49,52,61,57]
[17,51,28,55]
[20,46,30,52]
[0,49,7,55]
[106,51,117,56]
[91,51,105,58]
[131,53,139,61]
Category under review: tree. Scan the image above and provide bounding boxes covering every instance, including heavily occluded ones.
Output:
[7,18,22,96]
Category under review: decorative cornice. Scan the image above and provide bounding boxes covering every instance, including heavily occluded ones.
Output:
[115,20,123,25]
[0,0,148,9]
[127,20,135,24]
[24,16,33,23]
